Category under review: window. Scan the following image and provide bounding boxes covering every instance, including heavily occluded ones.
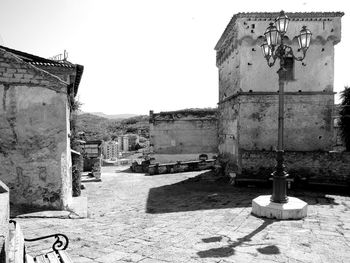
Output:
[284,57,295,81]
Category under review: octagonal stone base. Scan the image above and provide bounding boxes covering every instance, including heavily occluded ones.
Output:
[252,195,307,220]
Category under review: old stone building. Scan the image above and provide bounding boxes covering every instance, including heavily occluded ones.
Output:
[215,12,350,183]
[0,46,83,209]
[83,140,102,180]
[149,109,218,163]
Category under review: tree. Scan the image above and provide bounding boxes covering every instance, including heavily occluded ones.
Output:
[339,86,350,151]
[102,134,111,141]
[70,96,83,197]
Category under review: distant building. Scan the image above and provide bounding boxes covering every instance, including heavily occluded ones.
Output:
[123,136,129,151]
[117,136,126,152]
[117,134,139,152]
[127,134,139,150]
[83,140,102,176]
[102,141,119,159]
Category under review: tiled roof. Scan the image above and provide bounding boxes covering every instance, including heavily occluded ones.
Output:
[215,11,344,50]
[0,45,74,68]
[0,45,84,96]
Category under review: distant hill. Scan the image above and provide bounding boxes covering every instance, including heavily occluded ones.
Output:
[75,113,149,141]
[87,112,138,120]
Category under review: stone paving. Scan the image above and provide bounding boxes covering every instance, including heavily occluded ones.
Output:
[13,167,350,263]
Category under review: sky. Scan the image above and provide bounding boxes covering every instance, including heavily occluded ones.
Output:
[0,0,349,115]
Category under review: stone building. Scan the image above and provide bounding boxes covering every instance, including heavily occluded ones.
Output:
[117,134,139,152]
[83,140,102,173]
[215,12,350,183]
[149,109,218,163]
[0,45,83,209]
[117,136,128,152]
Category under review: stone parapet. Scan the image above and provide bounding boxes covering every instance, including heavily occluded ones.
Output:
[239,150,350,185]
[148,159,216,175]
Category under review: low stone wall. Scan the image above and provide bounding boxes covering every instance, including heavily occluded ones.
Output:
[148,159,216,175]
[0,180,9,263]
[240,150,350,185]
[151,153,217,163]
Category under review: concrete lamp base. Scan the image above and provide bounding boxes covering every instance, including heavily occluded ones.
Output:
[252,195,307,220]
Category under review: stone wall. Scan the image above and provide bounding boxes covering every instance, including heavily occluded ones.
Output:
[0,181,9,263]
[150,109,218,162]
[240,150,350,185]
[238,94,334,151]
[0,48,72,209]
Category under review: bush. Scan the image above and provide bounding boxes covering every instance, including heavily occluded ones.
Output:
[339,86,350,151]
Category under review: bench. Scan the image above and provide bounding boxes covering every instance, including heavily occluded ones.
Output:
[9,220,73,263]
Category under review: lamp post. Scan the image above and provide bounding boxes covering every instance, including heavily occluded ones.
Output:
[261,11,312,203]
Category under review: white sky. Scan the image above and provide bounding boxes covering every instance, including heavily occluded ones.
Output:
[0,0,349,115]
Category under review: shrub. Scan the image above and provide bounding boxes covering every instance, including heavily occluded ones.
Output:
[339,86,350,151]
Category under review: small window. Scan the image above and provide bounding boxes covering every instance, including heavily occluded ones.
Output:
[284,57,295,81]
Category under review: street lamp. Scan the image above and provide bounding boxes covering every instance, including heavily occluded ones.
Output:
[260,11,312,203]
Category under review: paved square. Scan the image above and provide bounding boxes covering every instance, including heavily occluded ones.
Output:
[14,167,350,262]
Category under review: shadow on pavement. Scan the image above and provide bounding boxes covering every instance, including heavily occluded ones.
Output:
[146,170,343,214]
[146,171,270,213]
[197,219,276,258]
[10,204,60,218]
[257,245,280,255]
[101,166,132,174]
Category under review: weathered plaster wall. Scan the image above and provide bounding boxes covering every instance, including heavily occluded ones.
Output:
[0,49,71,209]
[0,181,9,263]
[218,48,241,101]
[217,100,239,157]
[62,101,72,208]
[238,94,334,151]
[236,16,340,93]
[239,41,334,93]
[150,110,218,161]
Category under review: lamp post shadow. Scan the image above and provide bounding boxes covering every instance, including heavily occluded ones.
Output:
[197,218,278,258]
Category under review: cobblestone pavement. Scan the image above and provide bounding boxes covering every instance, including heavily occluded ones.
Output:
[14,167,350,263]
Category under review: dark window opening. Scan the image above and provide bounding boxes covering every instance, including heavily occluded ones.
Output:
[284,57,295,81]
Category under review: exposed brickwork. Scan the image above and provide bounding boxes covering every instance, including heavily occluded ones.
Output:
[0,49,66,92]
[35,65,76,84]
